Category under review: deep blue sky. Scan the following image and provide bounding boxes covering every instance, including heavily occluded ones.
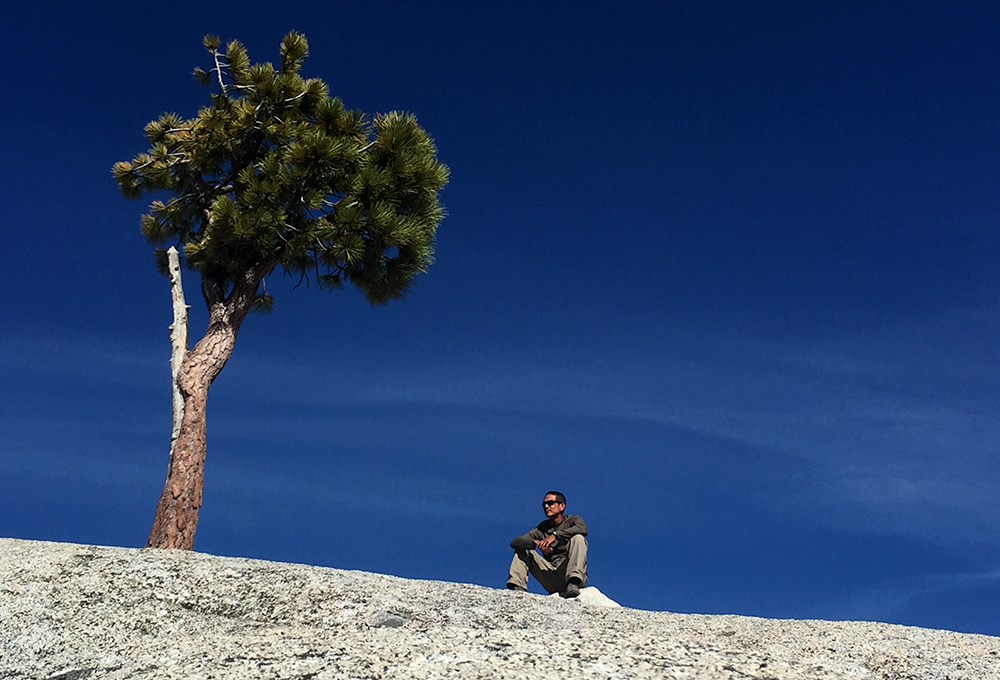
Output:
[2,2,999,636]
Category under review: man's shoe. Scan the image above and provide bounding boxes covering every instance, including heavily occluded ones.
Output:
[561,582,580,598]
[507,583,527,592]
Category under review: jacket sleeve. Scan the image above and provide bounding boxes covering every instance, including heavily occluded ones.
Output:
[510,527,545,550]
[553,515,588,540]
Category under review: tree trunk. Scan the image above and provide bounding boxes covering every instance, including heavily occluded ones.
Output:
[146,266,264,549]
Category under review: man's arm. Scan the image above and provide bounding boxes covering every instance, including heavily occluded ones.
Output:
[510,527,545,550]
[534,517,586,555]
[535,534,557,554]
[552,515,588,540]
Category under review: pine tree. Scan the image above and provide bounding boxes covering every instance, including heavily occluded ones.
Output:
[113,32,448,549]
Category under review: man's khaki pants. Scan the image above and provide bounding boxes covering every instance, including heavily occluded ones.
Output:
[507,535,588,594]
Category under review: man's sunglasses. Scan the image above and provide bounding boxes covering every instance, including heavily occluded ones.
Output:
[542,500,562,507]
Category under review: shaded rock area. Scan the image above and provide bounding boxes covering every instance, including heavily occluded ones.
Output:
[1,538,998,679]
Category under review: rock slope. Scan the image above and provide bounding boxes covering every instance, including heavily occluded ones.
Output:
[1,538,998,679]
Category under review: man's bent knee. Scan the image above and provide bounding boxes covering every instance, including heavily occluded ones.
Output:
[565,534,588,586]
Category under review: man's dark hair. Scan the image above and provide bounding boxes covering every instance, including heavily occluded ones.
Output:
[544,491,566,504]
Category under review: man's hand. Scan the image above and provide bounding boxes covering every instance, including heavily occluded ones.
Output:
[535,534,557,555]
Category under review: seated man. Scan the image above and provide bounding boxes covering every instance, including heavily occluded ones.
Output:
[507,490,588,598]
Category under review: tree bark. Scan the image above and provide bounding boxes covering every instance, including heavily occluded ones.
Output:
[146,265,267,549]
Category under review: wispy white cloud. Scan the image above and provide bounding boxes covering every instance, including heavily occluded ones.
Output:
[0,447,161,488]
[206,302,1000,546]
[205,457,521,526]
[0,328,165,389]
[5,304,998,548]
[816,568,1000,625]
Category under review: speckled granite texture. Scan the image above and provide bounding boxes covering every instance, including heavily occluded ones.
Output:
[2,538,998,679]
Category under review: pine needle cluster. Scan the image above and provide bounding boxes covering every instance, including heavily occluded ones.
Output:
[113,32,448,307]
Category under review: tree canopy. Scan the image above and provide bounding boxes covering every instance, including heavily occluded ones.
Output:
[114,31,448,308]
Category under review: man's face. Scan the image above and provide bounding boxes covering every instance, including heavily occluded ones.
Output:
[542,494,565,519]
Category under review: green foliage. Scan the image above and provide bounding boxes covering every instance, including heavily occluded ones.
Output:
[114,32,448,306]
[251,291,275,314]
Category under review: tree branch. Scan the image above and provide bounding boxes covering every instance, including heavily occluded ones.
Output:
[166,246,189,479]
[201,273,225,311]
[211,50,228,96]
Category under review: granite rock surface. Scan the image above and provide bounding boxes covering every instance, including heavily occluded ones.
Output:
[2,538,998,679]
